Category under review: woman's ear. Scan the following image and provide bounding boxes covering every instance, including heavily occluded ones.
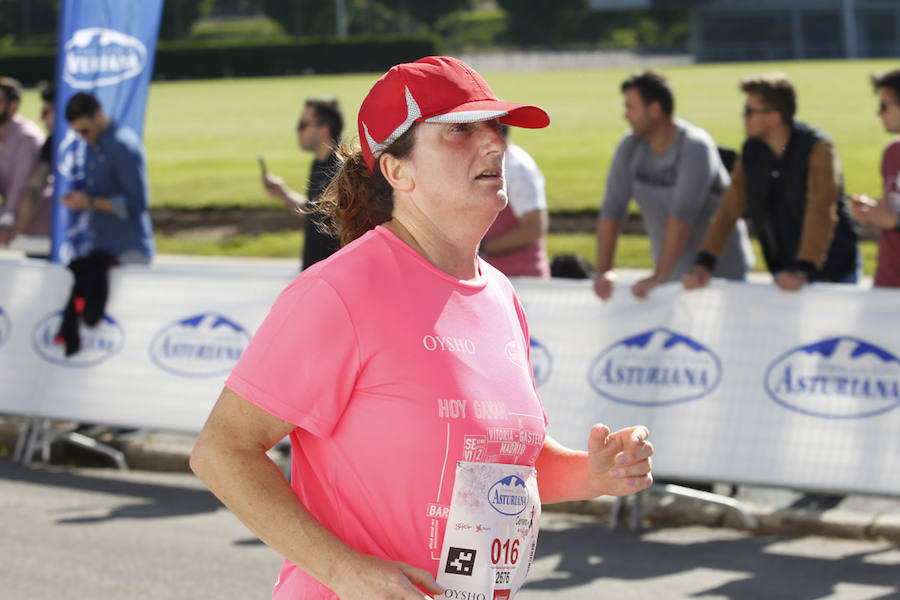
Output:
[380,153,414,193]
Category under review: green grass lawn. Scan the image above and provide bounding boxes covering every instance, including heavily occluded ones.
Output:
[17,58,894,274]
[156,229,880,276]
[19,58,898,213]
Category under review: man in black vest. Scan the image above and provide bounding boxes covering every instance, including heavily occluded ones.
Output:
[263,98,342,270]
[683,73,859,292]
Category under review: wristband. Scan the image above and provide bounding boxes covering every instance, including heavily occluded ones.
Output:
[794,260,817,282]
[88,196,96,210]
[695,251,718,271]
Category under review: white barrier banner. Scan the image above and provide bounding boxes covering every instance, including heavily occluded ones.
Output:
[1,258,898,495]
[514,277,900,496]
[0,257,295,433]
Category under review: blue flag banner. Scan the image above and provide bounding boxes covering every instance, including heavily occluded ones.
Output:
[51,0,164,263]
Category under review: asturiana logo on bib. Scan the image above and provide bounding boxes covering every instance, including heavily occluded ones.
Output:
[32,311,124,367]
[150,312,250,378]
[764,336,900,419]
[487,475,529,516]
[64,28,147,89]
[0,305,10,348]
[588,327,722,406]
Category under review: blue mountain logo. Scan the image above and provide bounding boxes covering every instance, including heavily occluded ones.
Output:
[0,305,10,348]
[529,337,552,387]
[587,327,722,406]
[487,475,529,516]
[150,312,251,378]
[32,311,124,368]
[765,336,900,419]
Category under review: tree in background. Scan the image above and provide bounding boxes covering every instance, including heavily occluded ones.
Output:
[261,0,472,38]
[0,0,58,48]
[402,0,473,31]
[497,0,589,46]
[496,0,688,50]
[160,0,215,41]
[0,0,689,51]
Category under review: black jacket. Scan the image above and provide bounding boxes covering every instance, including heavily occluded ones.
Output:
[741,122,858,281]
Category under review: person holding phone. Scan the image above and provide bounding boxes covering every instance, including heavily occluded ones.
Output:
[262,98,343,270]
[193,56,653,600]
[851,68,900,287]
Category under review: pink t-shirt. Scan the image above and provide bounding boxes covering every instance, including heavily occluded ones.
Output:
[226,226,548,599]
[874,139,900,287]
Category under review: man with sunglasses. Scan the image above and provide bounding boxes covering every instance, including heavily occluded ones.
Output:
[594,70,752,301]
[61,92,154,264]
[851,69,900,287]
[0,77,46,247]
[263,98,343,269]
[684,73,859,292]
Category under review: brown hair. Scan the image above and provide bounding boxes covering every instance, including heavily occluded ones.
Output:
[740,72,796,124]
[315,124,417,246]
[0,76,23,104]
[305,97,343,144]
[621,70,674,117]
[872,69,900,97]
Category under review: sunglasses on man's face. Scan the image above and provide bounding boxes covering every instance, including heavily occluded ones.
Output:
[743,105,774,118]
[297,120,319,131]
[879,100,896,113]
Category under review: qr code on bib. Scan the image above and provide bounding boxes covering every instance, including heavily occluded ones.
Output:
[445,547,477,576]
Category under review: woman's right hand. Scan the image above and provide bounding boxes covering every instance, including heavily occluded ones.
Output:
[331,553,445,600]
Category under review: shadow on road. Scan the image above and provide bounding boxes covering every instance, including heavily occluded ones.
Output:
[526,517,898,599]
[0,458,222,523]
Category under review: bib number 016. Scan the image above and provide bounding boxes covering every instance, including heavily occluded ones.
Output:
[490,538,519,566]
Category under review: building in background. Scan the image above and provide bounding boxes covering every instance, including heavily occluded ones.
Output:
[590,0,900,61]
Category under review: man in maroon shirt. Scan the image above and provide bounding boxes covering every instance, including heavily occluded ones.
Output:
[0,77,45,246]
[852,69,900,287]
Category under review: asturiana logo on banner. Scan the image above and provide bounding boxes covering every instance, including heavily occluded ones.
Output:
[0,305,10,348]
[588,327,722,406]
[150,312,251,378]
[32,311,124,367]
[529,338,552,387]
[487,475,529,516]
[64,28,147,89]
[764,336,900,419]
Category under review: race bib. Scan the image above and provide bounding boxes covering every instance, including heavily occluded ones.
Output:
[436,462,540,600]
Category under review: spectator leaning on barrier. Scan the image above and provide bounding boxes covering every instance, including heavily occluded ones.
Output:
[594,70,753,301]
[0,76,46,246]
[851,69,900,287]
[480,124,550,278]
[16,81,56,253]
[62,92,155,264]
[684,72,860,293]
[263,97,342,270]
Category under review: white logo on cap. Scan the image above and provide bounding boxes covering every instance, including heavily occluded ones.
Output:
[364,86,422,159]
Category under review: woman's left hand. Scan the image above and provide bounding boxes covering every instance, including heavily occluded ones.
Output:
[587,424,653,496]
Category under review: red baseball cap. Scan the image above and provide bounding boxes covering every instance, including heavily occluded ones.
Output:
[358,56,550,172]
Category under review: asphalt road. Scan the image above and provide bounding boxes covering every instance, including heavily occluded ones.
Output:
[1,460,898,600]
